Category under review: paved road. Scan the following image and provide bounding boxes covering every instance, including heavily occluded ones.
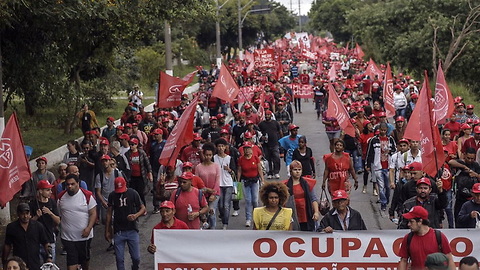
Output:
[54,100,397,269]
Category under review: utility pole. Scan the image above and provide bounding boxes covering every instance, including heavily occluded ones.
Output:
[238,0,243,59]
[164,21,173,76]
[0,31,10,225]
[298,0,301,32]
[215,0,222,67]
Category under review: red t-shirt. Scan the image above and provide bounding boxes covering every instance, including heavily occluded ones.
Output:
[180,146,202,167]
[323,153,351,193]
[130,151,141,177]
[238,155,260,178]
[463,137,480,153]
[170,188,208,229]
[150,218,189,243]
[239,145,262,158]
[398,228,452,269]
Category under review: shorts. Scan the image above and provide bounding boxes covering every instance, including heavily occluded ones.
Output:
[62,238,92,266]
[326,131,341,140]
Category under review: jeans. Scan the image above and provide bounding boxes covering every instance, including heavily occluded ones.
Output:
[208,195,219,229]
[263,145,280,175]
[345,149,362,172]
[396,108,406,118]
[40,240,56,263]
[374,169,390,207]
[114,230,140,270]
[445,189,454,228]
[243,180,259,221]
[219,186,233,225]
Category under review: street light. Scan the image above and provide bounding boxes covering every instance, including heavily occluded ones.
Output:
[238,3,275,58]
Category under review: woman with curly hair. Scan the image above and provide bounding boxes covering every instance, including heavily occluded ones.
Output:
[5,256,28,270]
[253,182,292,230]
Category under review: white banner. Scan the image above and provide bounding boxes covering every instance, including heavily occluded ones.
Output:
[154,229,477,269]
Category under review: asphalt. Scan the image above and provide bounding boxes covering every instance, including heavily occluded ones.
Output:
[51,99,398,269]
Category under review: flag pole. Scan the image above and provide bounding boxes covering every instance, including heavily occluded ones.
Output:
[425,70,442,178]
[0,31,10,224]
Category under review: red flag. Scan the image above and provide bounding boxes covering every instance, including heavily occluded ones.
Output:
[211,64,240,103]
[433,62,455,125]
[326,83,356,137]
[404,72,445,177]
[383,63,395,118]
[0,113,32,207]
[157,71,191,108]
[181,70,197,85]
[355,43,365,59]
[159,96,199,168]
[328,64,337,81]
[364,58,383,79]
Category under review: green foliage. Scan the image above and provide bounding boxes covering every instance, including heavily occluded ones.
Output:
[134,45,166,88]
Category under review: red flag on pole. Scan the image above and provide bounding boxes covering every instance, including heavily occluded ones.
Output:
[326,83,356,137]
[0,113,32,207]
[157,71,192,108]
[364,58,383,79]
[433,62,455,125]
[328,64,337,81]
[404,72,445,177]
[383,63,395,118]
[181,70,197,85]
[211,64,240,103]
[159,96,199,168]
[355,43,365,59]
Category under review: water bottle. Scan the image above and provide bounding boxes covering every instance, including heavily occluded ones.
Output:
[187,204,193,221]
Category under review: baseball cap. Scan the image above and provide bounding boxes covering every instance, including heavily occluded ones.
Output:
[36,157,48,163]
[244,131,253,139]
[216,113,225,119]
[151,128,163,135]
[246,120,254,125]
[265,110,273,115]
[402,205,428,220]
[107,116,115,122]
[100,139,110,145]
[398,138,410,145]
[179,172,194,180]
[408,162,423,171]
[119,134,130,140]
[411,93,418,99]
[467,104,475,109]
[220,129,229,134]
[101,154,111,160]
[129,138,139,145]
[116,125,124,131]
[182,162,193,169]
[243,141,254,148]
[114,177,127,193]
[244,104,252,109]
[124,123,132,128]
[472,183,480,194]
[332,190,349,201]
[395,116,405,122]
[378,112,386,117]
[193,133,202,140]
[424,253,449,270]
[37,180,54,190]
[416,177,432,187]
[289,124,299,130]
[17,203,30,213]
[474,126,480,134]
[461,124,472,130]
[159,201,175,209]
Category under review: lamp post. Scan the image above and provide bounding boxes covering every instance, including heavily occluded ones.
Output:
[238,2,272,59]
[164,21,173,76]
[215,0,232,67]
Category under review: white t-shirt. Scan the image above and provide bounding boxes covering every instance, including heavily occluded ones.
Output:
[58,189,97,241]
[214,154,233,187]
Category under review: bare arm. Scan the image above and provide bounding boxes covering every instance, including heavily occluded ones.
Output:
[82,207,97,238]
[105,206,113,242]
[397,258,408,270]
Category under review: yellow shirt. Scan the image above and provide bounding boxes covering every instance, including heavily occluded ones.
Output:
[253,207,293,230]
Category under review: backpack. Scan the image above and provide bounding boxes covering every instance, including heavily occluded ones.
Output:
[58,187,94,205]
[406,229,442,260]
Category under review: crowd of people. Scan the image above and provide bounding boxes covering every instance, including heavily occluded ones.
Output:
[3,35,480,270]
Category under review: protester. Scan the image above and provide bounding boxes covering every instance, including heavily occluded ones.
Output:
[125,138,153,210]
[76,103,99,136]
[21,156,56,201]
[253,182,292,230]
[214,138,236,230]
[459,256,479,270]
[258,110,282,179]
[318,189,367,232]
[4,256,28,270]
[322,139,358,195]
[457,182,480,228]
[292,136,316,178]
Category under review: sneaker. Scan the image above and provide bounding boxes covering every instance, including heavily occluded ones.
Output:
[106,243,114,252]
[222,224,228,230]
[274,174,280,179]
[232,210,239,217]
[381,205,387,211]
[373,189,378,196]
[267,175,272,179]
[152,208,160,214]
[362,186,366,194]
[245,220,252,227]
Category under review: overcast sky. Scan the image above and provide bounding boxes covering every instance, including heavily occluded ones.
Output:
[274,0,314,16]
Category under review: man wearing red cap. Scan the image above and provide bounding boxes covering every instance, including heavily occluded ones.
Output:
[105,177,145,270]
[318,190,366,232]
[466,104,478,120]
[443,114,461,140]
[201,116,221,142]
[243,103,260,125]
[398,178,447,229]
[21,157,56,201]
[389,139,410,190]
[147,200,189,254]
[274,102,292,136]
[101,116,117,141]
[397,206,455,270]
[457,183,480,228]
[180,134,203,170]
[29,180,60,262]
[462,126,480,154]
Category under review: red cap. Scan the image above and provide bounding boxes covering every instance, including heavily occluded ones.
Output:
[216,113,225,119]
[114,177,127,193]
[119,134,130,140]
[411,93,418,99]
[467,104,475,109]
[129,138,139,145]
[246,120,254,125]
[363,120,371,125]
[408,162,423,171]
[182,162,193,168]
[332,190,349,201]
[394,84,402,90]
[398,138,410,145]
[162,118,170,123]
[402,206,428,220]
[356,107,364,112]
[151,128,163,135]
[36,157,48,163]
[89,130,99,135]
[244,131,253,139]
[277,102,285,106]
[124,123,132,128]
[107,116,115,122]
[209,116,217,121]
[474,119,480,125]
[289,124,299,130]
[220,129,229,134]
[472,183,480,194]
[179,171,194,180]
[265,110,273,115]
[474,126,480,134]
[467,118,474,124]
[193,133,202,140]
[378,112,386,117]
[461,123,472,130]
[244,104,252,109]
[100,139,110,145]
[117,125,124,131]
[357,91,364,95]
[159,200,175,209]
[395,116,405,122]
[37,180,54,190]
[135,115,143,120]
[101,154,111,160]
[416,177,431,186]
[132,122,138,127]
[243,141,254,148]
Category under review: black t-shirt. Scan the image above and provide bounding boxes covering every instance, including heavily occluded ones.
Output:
[5,219,49,270]
[108,188,143,233]
[29,198,58,243]
[258,120,281,147]
[454,159,480,200]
